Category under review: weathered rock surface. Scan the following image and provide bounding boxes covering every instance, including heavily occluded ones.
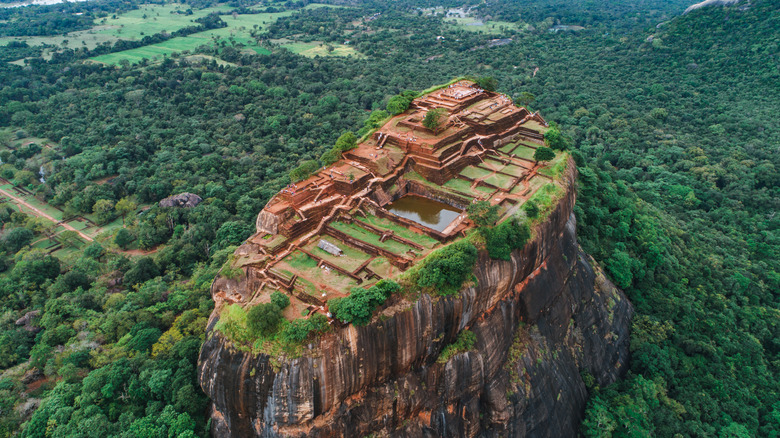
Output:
[684,0,740,14]
[159,192,203,208]
[198,167,633,437]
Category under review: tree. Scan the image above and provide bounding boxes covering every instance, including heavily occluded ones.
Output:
[328,280,399,325]
[523,200,540,218]
[83,242,105,259]
[115,228,133,250]
[467,200,500,227]
[115,197,137,226]
[92,199,116,225]
[123,257,160,287]
[517,91,535,107]
[475,76,498,91]
[544,124,571,150]
[2,227,33,253]
[246,303,282,336]
[423,108,447,134]
[414,241,478,296]
[270,291,290,310]
[533,146,555,162]
[289,160,319,183]
[386,90,417,115]
[334,131,357,152]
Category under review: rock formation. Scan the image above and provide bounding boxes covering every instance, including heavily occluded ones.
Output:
[159,192,203,208]
[198,81,633,437]
[684,0,741,14]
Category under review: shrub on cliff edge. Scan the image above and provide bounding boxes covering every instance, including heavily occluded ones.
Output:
[328,279,399,326]
[484,218,531,261]
[247,302,282,336]
[407,240,478,296]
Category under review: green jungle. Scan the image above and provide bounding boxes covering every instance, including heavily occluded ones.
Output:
[0,0,777,436]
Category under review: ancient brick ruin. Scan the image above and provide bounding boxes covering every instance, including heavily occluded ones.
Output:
[219,80,554,319]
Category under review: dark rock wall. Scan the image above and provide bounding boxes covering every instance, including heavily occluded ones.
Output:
[199,162,633,437]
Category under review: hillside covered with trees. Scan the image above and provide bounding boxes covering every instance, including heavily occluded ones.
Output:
[0,0,777,436]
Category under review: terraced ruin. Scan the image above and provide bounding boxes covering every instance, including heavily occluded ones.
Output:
[216,80,558,321]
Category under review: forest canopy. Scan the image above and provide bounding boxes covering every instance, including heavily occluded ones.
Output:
[0,0,776,436]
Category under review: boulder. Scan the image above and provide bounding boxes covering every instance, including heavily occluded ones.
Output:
[159,192,203,208]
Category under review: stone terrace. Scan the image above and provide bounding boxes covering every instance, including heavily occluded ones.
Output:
[221,80,554,320]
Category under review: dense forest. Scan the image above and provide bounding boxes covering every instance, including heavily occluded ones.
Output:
[0,0,777,436]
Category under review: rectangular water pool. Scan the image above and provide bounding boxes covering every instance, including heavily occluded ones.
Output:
[387,195,462,233]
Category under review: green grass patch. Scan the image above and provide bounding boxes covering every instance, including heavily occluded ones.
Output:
[354,215,439,249]
[484,172,515,189]
[90,4,346,65]
[502,163,527,177]
[511,145,536,160]
[444,177,476,195]
[459,165,492,180]
[285,251,318,270]
[367,257,394,278]
[303,237,371,272]
[445,17,524,34]
[330,221,414,254]
[538,152,569,178]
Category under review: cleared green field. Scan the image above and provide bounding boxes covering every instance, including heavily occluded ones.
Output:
[91,4,354,65]
[278,41,361,58]
[95,4,234,40]
[1,4,228,51]
[447,17,524,33]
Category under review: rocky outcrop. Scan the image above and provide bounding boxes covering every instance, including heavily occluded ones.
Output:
[159,192,202,208]
[684,0,741,14]
[198,165,633,437]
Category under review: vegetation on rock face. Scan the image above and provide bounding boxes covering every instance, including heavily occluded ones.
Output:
[437,329,477,363]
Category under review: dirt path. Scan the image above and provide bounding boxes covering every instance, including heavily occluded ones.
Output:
[0,187,94,242]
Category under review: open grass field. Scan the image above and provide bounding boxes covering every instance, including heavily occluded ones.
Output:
[445,17,524,33]
[90,4,355,65]
[276,40,360,58]
[0,4,229,52]
[94,4,234,40]
[527,175,549,193]
[499,143,516,154]
[3,3,354,64]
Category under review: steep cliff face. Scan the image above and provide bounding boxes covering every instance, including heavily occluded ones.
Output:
[198,167,633,437]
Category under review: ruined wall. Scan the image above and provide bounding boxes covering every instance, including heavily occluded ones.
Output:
[200,162,633,437]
